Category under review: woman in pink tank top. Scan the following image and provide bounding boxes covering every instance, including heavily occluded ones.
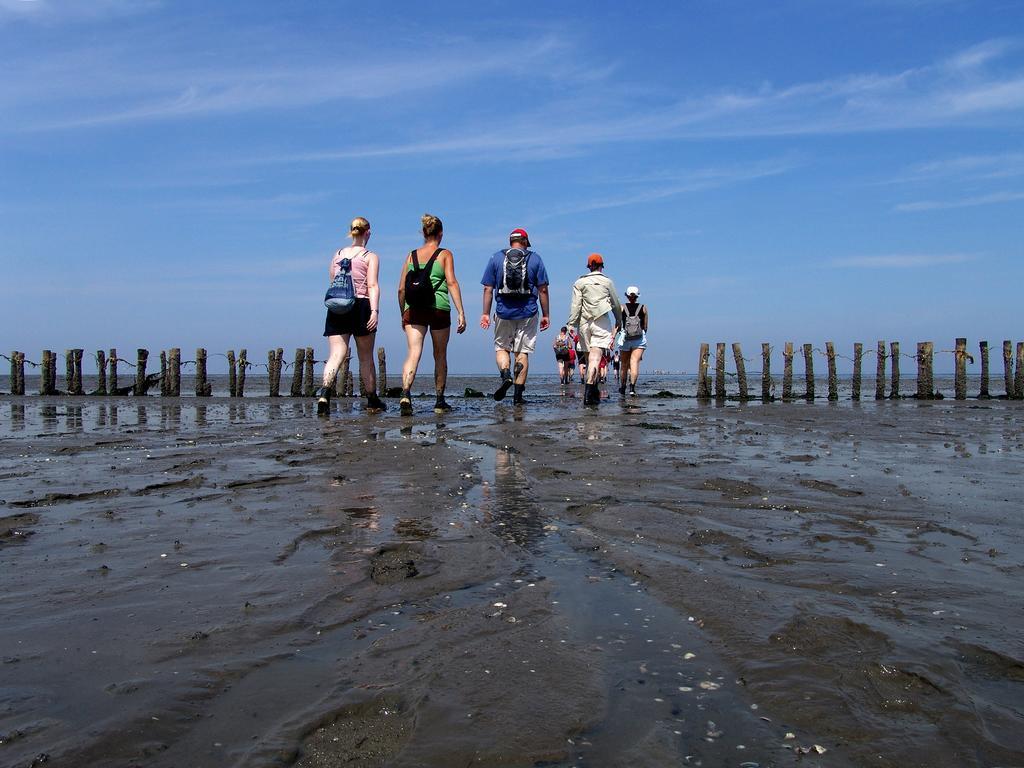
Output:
[316,216,386,414]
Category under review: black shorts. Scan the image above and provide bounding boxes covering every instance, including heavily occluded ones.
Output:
[402,306,451,330]
[555,351,571,361]
[324,297,373,337]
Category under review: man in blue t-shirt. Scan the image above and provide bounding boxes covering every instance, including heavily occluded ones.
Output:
[479,227,550,404]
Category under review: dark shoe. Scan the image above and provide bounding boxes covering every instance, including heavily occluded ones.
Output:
[513,384,526,405]
[399,390,413,416]
[366,393,387,413]
[629,386,638,397]
[618,382,627,397]
[315,386,330,416]
[433,396,453,414]
[493,368,513,401]
[584,383,600,406]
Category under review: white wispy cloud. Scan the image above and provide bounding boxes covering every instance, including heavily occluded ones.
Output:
[533,158,798,220]
[895,191,1024,211]
[0,0,159,24]
[260,39,1024,165]
[888,151,1024,183]
[1,33,572,130]
[831,253,977,268]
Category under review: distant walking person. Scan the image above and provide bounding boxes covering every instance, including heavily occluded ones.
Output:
[553,326,573,384]
[397,214,467,416]
[618,286,648,397]
[480,228,550,404]
[317,216,386,415]
[566,254,622,407]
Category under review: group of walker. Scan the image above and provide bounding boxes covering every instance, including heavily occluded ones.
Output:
[316,215,649,415]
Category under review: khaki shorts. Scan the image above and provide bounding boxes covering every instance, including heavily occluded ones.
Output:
[493,314,539,355]
[579,312,615,352]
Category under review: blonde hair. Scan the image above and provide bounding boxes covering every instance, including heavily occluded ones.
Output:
[421,213,443,240]
[349,217,370,238]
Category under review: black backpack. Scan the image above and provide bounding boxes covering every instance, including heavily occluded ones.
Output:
[498,248,531,296]
[405,248,442,310]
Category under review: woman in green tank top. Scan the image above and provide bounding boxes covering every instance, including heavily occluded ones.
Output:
[396,213,467,415]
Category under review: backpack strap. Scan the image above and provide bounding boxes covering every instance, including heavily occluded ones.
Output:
[423,248,443,272]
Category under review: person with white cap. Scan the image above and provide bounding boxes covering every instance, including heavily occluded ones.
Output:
[480,227,550,404]
[617,285,648,397]
[566,253,622,407]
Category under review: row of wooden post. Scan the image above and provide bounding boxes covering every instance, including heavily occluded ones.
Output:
[6,347,390,398]
[697,339,1023,401]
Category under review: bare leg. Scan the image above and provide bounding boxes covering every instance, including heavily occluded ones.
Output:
[402,325,427,391]
[586,347,604,385]
[431,326,451,395]
[619,349,633,389]
[630,348,644,387]
[354,333,377,395]
[322,334,350,388]
[514,352,529,384]
[496,349,511,372]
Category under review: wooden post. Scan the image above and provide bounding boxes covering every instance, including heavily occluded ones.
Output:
[714,342,726,399]
[978,341,990,399]
[10,352,23,395]
[290,348,304,396]
[303,347,315,397]
[1003,341,1015,398]
[169,348,181,396]
[196,348,211,397]
[875,341,886,400]
[890,342,900,399]
[954,338,967,400]
[72,349,84,395]
[803,343,814,400]
[39,351,48,396]
[377,347,388,398]
[276,348,284,397]
[761,343,771,401]
[825,342,838,401]
[227,350,237,397]
[95,350,107,395]
[1016,343,1024,400]
[109,348,118,394]
[268,350,278,397]
[160,351,169,396]
[134,349,148,396]
[338,352,350,397]
[852,343,863,401]
[237,349,247,398]
[916,342,935,399]
[39,351,50,395]
[782,342,794,400]
[732,343,748,400]
[65,349,74,395]
[697,343,711,400]
[924,342,935,397]
[974,342,991,399]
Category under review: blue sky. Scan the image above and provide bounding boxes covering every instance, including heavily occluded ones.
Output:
[2,0,1022,374]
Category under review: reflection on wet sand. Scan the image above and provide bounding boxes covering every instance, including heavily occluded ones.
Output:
[10,402,25,430]
[487,446,546,551]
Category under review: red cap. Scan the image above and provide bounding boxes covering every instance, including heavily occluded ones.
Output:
[508,228,530,246]
[587,253,604,268]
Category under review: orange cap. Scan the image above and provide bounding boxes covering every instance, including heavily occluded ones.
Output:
[587,253,604,268]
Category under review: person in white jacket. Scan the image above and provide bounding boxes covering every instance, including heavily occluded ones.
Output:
[566,253,623,406]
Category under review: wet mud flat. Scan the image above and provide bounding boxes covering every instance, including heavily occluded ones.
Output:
[1,396,1022,767]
